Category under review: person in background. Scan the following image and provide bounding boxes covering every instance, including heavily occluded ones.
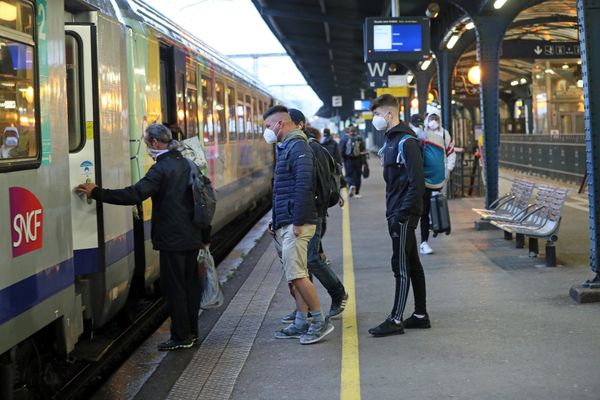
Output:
[409,114,426,140]
[419,110,456,255]
[77,123,209,351]
[368,94,430,337]
[264,105,334,345]
[1,127,20,159]
[320,128,343,166]
[340,126,366,198]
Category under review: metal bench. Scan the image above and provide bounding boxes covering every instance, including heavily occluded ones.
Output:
[491,186,569,267]
[472,179,535,231]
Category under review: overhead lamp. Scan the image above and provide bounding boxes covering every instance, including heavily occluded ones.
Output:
[510,80,519,86]
[465,21,475,30]
[406,72,415,85]
[493,0,508,9]
[421,58,432,71]
[544,68,554,74]
[467,65,481,85]
[577,60,582,65]
[520,78,527,84]
[446,34,460,50]
[451,100,456,105]
[577,80,584,88]
[411,98,419,109]
[426,3,440,19]
[428,92,435,102]
[0,1,17,22]
[562,64,569,70]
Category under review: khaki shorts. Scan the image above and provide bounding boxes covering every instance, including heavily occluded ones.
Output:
[273,224,317,281]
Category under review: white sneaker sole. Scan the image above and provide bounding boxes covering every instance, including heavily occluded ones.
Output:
[299,324,335,345]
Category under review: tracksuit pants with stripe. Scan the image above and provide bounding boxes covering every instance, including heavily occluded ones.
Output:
[388,219,427,321]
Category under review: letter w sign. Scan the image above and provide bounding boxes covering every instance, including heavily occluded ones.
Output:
[366,62,388,88]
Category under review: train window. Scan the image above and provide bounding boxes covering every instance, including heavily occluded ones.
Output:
[237,91,245,140]
[214,81,226,144]
[201,76,214,144]
[0,36,39,168]
[186,68,199,138]
[0,0,34,35]
[245,95,252,139]
[227,86,236,141]
[65,34,85,153]
[252,96,259,138]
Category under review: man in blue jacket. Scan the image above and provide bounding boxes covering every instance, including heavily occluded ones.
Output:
[263,105,334,345]
[368,94,430,337]
[77,123,208,351]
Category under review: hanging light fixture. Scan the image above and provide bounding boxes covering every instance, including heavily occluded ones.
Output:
[467,65,481,85]
[493,0,508,9]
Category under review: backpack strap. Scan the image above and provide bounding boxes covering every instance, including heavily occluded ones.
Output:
[396,134,418,165]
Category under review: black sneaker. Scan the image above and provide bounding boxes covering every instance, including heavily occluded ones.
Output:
[368,319,404,337]
[157,337,195,351]
[329,292,349,318]
[403,313,431,329]
[281,310,312,324]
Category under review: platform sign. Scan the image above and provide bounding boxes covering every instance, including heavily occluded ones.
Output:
[502,40,581,59]
[377,87,410,98]
[332,96,343,107]
[367,62,388,88]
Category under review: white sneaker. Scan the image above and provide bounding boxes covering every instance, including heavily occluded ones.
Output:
[419,242,434,255]
[354,193,362,198]
[348,185,356,197]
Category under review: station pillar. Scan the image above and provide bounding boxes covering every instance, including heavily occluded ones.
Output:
[438,51,459,139]
[474,17,506,207]
[414,68,433,117]
[578,0,600,280]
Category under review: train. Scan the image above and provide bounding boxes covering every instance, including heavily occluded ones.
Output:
[0,0,275,396]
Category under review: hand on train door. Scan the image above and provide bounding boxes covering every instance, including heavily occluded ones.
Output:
[76,182,97,198]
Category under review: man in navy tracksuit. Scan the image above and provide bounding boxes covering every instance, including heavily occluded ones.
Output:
[368,94,431,337]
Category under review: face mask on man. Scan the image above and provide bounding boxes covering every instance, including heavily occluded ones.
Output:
[3,136,18,147]
[428,120,440,130]
[372,114,388,131]
[263,128,278,144]
[147,147,169,159]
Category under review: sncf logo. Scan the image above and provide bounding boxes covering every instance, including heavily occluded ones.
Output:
[9,187,44,258]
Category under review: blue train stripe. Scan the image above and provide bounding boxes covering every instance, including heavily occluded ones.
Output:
[0,259,74,325]
[74,229,135,275]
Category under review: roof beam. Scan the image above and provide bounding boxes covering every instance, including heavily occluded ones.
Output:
[257,5,363,29]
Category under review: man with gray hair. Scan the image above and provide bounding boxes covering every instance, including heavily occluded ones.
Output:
[77,123,209,351]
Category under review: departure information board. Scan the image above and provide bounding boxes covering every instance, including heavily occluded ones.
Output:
[364,17,430,62]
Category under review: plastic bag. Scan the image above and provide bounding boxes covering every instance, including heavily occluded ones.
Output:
[198,247,224,309]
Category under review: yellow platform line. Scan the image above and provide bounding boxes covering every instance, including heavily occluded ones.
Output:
[340,192,361,400]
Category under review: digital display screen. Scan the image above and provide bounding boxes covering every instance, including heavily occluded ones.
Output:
[364,17,430,62]
[354,100,372,111]
[373,24,423,53]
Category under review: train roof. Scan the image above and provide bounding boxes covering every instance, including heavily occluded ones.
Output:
[98,0,274,97]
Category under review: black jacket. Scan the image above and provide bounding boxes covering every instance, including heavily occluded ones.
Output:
[382,122,425,225]
[321,135,343,166]
[272,130,319,230]
[340,134,365,161]
[91,150,206,251]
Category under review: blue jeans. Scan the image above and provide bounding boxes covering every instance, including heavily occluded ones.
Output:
[307,217,346,301]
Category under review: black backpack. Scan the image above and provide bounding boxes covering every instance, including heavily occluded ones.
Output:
[308,138,341,210]
[186,159,216,229]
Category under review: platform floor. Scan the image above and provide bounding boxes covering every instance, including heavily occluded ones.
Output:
[96,160,600,400]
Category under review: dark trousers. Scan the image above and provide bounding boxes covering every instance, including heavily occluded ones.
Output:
[388,220,427,321]
[160,249,202,341]
[345,158,363,194]
[307,217,346,300]
[420,189,433,243]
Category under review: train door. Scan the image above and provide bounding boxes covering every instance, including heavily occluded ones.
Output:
[64,24,105,277]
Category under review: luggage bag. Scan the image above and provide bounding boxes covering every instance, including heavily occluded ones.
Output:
[430,193,451,237]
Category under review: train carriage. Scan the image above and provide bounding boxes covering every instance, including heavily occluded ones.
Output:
[0,0,275,396]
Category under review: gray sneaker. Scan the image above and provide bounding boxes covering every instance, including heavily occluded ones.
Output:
[275,323,308,339]
[299,317,334,345]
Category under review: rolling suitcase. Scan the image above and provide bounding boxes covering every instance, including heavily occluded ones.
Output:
[430,193,451,237]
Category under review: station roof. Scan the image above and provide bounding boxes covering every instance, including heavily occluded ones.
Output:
[252,0,580,119]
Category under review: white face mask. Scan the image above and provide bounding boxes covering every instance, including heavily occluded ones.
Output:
[4,136,18,147]
[372,115,388,131]
[428,120,440,130]
[147,148,169,159]
[263,128,278,144]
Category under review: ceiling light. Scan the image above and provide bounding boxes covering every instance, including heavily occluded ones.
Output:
[520,78,527,84]
[544,68,554,74]
[493,0,508,9]
[446,35,460,50]
[451,100,456,105]
[411,98,419,109]
[577,60,582,65]
[577,80,584,88]
[465,21,475,30]
[510,80,519,86]
[468,65,481,85]
[562,64,569,70]
[426,3,440,19]
[421,59,432,71]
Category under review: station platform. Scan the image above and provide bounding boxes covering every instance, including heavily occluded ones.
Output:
[94,159,600,400]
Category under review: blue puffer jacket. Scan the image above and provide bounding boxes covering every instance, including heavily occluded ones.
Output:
[272,129,318,230]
